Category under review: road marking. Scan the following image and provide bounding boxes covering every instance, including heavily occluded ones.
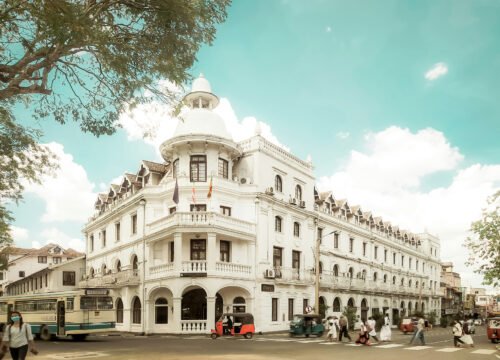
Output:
[436,348,463,352]
[375,344,404,348]
[471,349,497,355]
[345,343,363,347]
[47,352,108,359]
[296,339,324,343]
[319,342,341,345]
[405,346,432,351]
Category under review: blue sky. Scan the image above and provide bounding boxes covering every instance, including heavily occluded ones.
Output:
[9,1,500,289]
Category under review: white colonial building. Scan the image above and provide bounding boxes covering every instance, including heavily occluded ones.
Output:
[81,75,442,334]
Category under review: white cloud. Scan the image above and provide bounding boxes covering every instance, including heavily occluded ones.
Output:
[425,62,448,81]
[24,142,96,223]
[336,131,350,140]
[10,226,29,242]
[118,95,288,154]
[326,26,332,33]
[318,126,500,288]
[32,227,85,252]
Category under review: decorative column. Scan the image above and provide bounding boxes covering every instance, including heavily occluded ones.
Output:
[174,233,182,272]
[206,296,216,331]
[173,297,182,333]
[207,232,217,272]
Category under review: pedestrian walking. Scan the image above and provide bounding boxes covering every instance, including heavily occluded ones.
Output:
[338,315,352,342]
[355,320,371,346]
[327,317,338,342]
[452,321,466,347]
[380,314,392,342]
[367,316,379,343]
[409,317,425,345]
[0,311,38,360]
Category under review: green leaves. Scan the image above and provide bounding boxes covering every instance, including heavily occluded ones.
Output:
[465,191,500,287]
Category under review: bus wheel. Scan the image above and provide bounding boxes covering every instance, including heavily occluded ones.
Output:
[72,334,88,341]
[40,326,52,341]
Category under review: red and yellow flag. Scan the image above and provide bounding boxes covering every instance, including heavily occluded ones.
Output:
[207,176,213,199]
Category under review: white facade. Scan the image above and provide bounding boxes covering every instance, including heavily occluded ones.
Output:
[0,244,83,295]
[82,75,442,334]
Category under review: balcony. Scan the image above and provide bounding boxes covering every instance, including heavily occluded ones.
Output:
[148,261,252,280]
[272,267,314,284]
[147,212,256,237]
[79,269,140,288]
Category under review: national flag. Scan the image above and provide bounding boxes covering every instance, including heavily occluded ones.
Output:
[207,176,213,199]
[172,178,179,204]
[192,186,196,204]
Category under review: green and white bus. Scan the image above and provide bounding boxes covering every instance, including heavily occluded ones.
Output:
[0,289,115,341]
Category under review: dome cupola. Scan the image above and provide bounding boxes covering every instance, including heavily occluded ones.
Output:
[183,73,219,109]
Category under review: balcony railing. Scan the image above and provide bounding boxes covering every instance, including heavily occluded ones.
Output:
[147,212,255,236]
[180,320,207,333]
[272,267,314,284]
[182,260,207,273]
[78,269,140,288]
[215,262,252,277]
[147,261,252,279]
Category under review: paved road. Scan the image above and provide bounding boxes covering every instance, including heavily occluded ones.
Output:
[25,326,499,360]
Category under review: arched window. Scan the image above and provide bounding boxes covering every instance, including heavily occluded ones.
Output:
[333,264,339,277]
[392,276,396,285]
[373,272,378,282]
[275,175,283,193]
[348,267,354,278]
[116,298,123,324]
[383,274,387,283]
[293,222,300,237]
[408,279,412,288]
[89,267,95,278]
[333,297,341,312]
[116,260,121,272]
[132,297,141,324]
[347,298,355,308]
[275,216,282,232]
[400,278,405,286]
[415,281,419,289]
[132,255,139,273]
[295,185,302,201]
[361,269,367,281]
[101,264,107,275]
[233,296,246,313]
[155,298,168,324]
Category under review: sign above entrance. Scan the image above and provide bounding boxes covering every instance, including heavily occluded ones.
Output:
[180,272,207,278]
[85,289,109,295]
[261,284,275,292]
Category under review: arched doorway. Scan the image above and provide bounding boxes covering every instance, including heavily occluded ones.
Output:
[347,297,355,308]
[155,298,168,324]
[233,296,246,313]
[116,298,123,324]
[215,293,223,322]
[132,297,141,324]
[333,297,341,312]
[319,296,326,319]
[182,288,207,320]
[361,298,368,321]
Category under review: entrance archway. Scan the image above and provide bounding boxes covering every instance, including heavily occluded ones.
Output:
[215,293,223,321]
[182,288,207,320]
[333,297,341,312]
[361,298,368,321]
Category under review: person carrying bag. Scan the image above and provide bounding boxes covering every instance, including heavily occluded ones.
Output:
[0,311,38,360]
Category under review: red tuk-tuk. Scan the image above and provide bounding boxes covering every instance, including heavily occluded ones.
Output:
[400,318,418,334]
[487,317,500,343]
[211,313,255,339]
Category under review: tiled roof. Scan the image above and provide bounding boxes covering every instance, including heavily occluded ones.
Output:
[3,244,84,258]
[142,160,169,174]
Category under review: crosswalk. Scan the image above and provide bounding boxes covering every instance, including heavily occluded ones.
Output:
[201,336,498,355]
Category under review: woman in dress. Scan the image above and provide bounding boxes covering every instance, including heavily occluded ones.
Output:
[327,316,338,342]
[380,314,392,342]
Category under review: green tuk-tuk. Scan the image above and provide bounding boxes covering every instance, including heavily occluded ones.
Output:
[289,314,325,337]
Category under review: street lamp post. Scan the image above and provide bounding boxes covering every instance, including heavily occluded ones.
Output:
[314,223,337,314]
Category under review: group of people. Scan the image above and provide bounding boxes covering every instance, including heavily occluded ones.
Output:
[326,314,392,346]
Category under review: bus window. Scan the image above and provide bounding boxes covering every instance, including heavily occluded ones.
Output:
[81,296,113,310]
[67,298,74,311]
[36,300,56,311]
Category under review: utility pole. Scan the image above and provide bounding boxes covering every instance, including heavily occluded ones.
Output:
[314,218,336,314]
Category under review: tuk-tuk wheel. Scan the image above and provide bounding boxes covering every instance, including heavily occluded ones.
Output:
[317,331,323,337]
[211,333,218,340]
[305,334,310,338]
[244,332,253,339]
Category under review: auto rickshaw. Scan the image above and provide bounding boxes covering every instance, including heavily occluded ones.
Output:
[289,314,325,337]
[210,313,255,339]
[486,317,500,343]
[400,317,417,334]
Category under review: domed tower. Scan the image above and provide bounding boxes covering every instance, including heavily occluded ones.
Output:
[160,74,241,186]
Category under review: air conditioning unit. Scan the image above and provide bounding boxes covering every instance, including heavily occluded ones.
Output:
[299,200,306,208]
[265,187,274,195]
[264,269,276,279]
[289,198,297,205]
